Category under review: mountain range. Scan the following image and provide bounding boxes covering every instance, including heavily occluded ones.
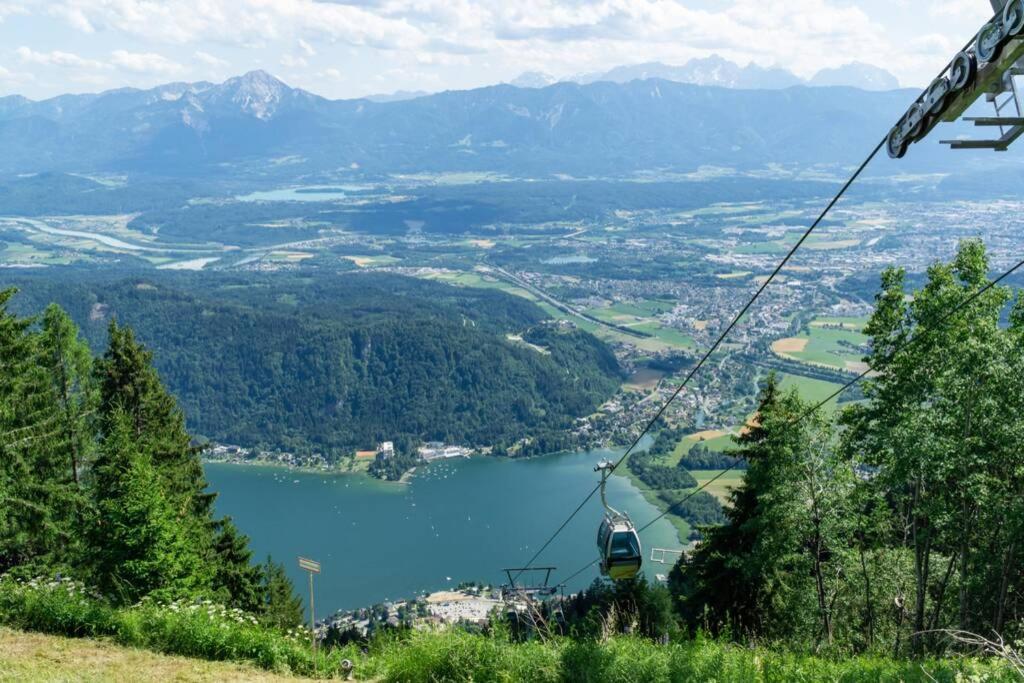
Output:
[0,68,937,179]
[509,55,900,92]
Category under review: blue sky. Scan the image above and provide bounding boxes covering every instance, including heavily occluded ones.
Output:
[0,0,996,100]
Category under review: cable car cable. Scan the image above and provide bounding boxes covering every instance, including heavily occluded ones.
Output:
[511,137,885,582]
[554,254,1024,586]
[512,10,1015,581]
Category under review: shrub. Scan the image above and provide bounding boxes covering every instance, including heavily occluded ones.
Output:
[0,574,1017,681]
[0,574,348,677]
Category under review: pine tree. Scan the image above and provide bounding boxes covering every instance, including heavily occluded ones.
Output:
[96,320,211,516]
[94,320,217,592]
[88,410,203,603]
[39,304,97,486]
[210,517,263,613]
[0,290,78,571]
[260,556,304,629]
[672,374,822,640]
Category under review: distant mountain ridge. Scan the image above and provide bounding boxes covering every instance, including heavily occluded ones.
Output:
[510,55,900,91]
[0,68,922,178]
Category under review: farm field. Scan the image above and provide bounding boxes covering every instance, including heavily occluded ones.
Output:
[692,469,746,503]
[670,429,736,465]
[778,373,844,412]
[771,316,868,369]
[583,299,695,351]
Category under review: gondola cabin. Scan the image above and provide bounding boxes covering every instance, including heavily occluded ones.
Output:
[597,514,642,580]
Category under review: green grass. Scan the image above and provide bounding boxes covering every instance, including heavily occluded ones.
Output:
[692,469,746,503]
[779,373,844,412]
[0,577,1015,682]
[631,323,695,350]
[811,316,869,331]
[785,326,867,369]
[0,627,297,682]
[669,431,737,466]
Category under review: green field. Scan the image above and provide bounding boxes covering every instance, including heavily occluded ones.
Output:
[733,241,787,254]
[693,468,746,503]
[785,326,867,369]
[582,299,694,351]
[618,459,692,543]
[422,271,539,301]
[771,315,869,372]
[670,430,737,465]
[631,322,695,349]
[779,373,844,412]
[810,315,869,330]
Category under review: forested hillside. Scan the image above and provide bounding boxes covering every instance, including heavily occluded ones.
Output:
[2,241,1023,680]
[7,271,621,454]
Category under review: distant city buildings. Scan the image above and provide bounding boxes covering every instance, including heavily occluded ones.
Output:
[418,442,473,462]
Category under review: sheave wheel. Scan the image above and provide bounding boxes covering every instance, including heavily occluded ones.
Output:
[976,20,1006,63]
[948,51,976,92]
[924,77,950,116]
[886,126,907,159]
[1004,0,1024,37]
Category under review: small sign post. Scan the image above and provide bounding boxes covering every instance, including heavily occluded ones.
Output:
[298,557,321,672]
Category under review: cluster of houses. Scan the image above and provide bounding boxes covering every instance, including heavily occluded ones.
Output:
[323,586,502,637]
[204,443,332,470]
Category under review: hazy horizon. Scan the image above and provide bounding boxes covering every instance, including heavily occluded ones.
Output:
[0,0,994,100]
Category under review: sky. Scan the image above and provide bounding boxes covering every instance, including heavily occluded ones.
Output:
[0,0,997,100]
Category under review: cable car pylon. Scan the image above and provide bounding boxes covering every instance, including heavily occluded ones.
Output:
[890,0,1024,155]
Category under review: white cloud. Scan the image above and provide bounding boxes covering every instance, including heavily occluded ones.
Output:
[45,0,423,49]
[280,53,308,68]
[0,62,35,85]
[14,0,981,95]
[0,2,27,22]
[16,46,107,70]
[194,50,229,68]
[929,0,990,20]
[110,50,184,75]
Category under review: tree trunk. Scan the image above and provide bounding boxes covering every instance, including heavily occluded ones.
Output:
[858,536,874,649]
[993,539,1017,633]
[53,346,79,485]
[958,390,974,633]
[911,479,932,655]
[811,525,832,646]
[927,549,959,634]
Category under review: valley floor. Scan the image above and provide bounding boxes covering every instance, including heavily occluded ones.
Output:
[0,628,307,683]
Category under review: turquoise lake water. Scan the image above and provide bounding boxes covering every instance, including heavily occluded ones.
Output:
[205,445,681,615]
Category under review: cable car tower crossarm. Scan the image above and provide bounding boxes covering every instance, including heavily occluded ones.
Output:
[890,0,1024,155]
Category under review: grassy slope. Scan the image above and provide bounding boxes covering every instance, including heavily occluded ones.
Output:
[0,626,1013,683]
[0,627,302,682]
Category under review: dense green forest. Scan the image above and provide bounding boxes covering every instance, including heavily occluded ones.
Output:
[0,293,303,625]
[6,272,621,456]
[680,441,746,470]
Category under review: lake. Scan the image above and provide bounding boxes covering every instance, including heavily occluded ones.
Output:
[205,445,682,616]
